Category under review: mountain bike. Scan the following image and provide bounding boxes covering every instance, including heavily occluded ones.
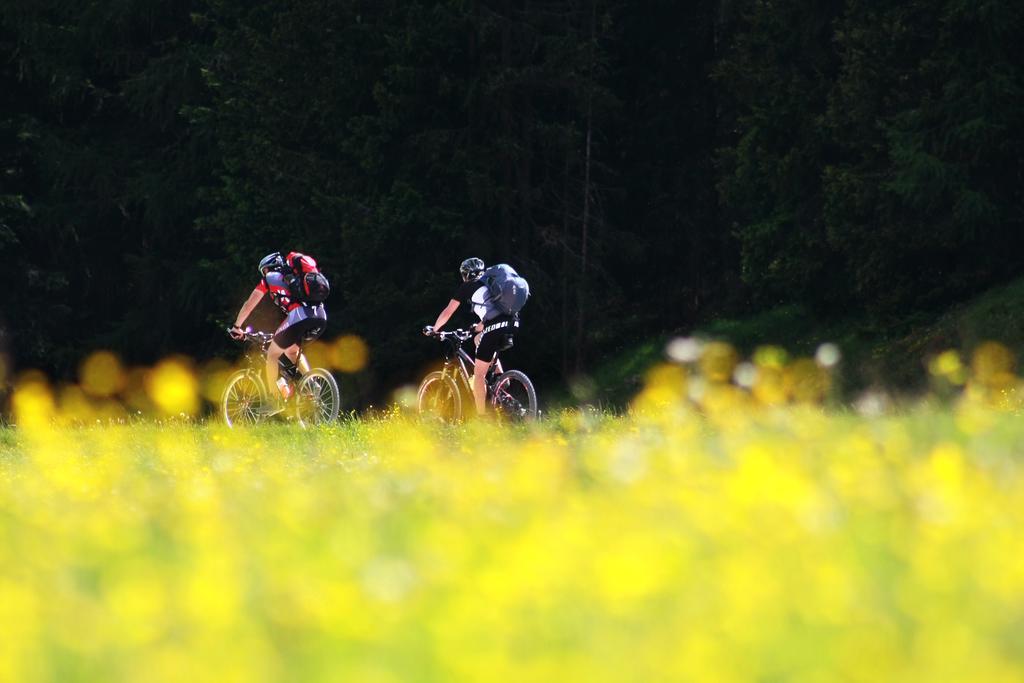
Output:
[418,328,537,422]
[222,329,341,428]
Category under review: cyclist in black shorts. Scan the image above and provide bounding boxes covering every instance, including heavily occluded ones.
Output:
[425,257,519,416]
[230,252,327,414]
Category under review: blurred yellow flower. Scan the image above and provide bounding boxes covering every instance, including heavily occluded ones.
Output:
[753,344,789,369]
[784,358,830,403]
[145,357,200,415]
[79,351,126,398]
[331,334,370,373]
[11,372,55,429]
[971,341,1016,385]
[199,358,234,404]
[301,340,332,371]
[699,341,739,383]
[752,365,787,406]
[929,349,966,385]
[3,340,1024,681]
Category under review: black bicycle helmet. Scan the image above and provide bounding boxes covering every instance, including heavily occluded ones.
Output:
[460,257,485,282]
[258,252,284,276]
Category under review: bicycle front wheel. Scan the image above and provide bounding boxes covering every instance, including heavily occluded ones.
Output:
[491,369,538,421]
[295,368,341,427]
[417,371,462,422]
[222,370,266,428]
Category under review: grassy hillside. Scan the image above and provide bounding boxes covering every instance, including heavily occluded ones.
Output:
[589,277,1024,406]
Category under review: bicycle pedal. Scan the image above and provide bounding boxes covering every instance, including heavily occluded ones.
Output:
[255,402,287,417]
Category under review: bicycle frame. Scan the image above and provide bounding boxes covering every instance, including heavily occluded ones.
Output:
[420,327,536,421]
[432,331,504,400]
[435,338,476,396]
[240,331,306,386]
[225,327,342,427]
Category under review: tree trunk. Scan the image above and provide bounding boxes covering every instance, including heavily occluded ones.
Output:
[574,0,596,375]
[499,0,513,255]
[561,114,572,378]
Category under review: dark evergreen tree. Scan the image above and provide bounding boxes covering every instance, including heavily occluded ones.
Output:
[824,0,1024,312]
[197,0,622,395]
[713,0,845,307]
[3,0,1022,403]
[0,1,214,373]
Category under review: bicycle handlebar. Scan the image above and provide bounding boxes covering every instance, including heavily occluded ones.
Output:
[424,327,474,342]
[227,326,274,344]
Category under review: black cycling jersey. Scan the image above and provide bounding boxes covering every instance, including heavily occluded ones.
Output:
[454,279,510,322]
[453,280,485,307]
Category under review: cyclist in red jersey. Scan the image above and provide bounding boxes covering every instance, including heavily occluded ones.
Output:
[230,252,327,414]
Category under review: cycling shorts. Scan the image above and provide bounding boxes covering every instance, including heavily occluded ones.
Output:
[476,315,519,362]
[274,305,327,348]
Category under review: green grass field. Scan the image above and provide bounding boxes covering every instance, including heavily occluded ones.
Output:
[4,359,1024,681]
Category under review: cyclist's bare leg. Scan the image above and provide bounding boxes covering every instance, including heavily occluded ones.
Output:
[265,341,287,396]
[291,346,310,373]
[281,343,307,372]
[473,357,493,415]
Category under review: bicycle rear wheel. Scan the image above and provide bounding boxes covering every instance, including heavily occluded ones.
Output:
[491,369,537,421]
[222,370,266,427]
[417,371,462,422]
[295,368,341,427]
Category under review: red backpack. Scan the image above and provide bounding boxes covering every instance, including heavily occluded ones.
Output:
[285,252,330,304]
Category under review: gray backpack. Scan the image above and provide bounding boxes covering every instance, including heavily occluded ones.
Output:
[481,263,529,317]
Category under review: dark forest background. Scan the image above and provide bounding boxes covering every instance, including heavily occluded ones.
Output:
[2,0,1022,404]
